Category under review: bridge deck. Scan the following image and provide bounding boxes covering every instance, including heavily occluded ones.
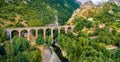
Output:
[5,26,74,31]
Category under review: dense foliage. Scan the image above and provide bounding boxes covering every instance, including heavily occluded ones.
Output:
[0,0,79,28]
[56,29,120,62]
[44,0,79,25]
[36,34,44,45]
[0,37,41,62]
[0,29,7,43]
[54,2,120,62]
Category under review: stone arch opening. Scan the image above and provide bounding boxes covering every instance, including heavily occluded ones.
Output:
[30,29,36,37]
[11,30,19,38]
[68,26,72,32]
[46,28,51,36]
[21,30,28,37]
[53,28,58,39]
[38,29,43,36]
[5,30,11,40]
[60,27,65,34]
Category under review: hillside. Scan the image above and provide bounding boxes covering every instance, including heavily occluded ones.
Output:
[67,2,120,25]
[57,2,120,62]
[0,0,79,28]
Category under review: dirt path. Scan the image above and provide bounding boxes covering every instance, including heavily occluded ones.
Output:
[29,41,44,62]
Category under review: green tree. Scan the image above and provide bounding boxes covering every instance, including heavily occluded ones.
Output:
[15,52,29,62]
[36,35,44,45]
[15,50,41,62]
[115,37,120,47]
[46,36,52,46]
[0,29,7,43]
[28,50,41,62]
[12,37,29,54]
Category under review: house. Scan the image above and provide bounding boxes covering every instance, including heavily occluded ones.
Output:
[109,28,113,32]
[99,24,105,29]
[90,36,98,39]
[106,45,118,50]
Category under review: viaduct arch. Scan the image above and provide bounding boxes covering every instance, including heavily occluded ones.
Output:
[5,26,74,41]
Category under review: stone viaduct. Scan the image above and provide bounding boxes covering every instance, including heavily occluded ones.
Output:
[5,26,74,41]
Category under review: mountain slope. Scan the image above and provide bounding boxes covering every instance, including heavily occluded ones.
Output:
[67,2,120,25]
[0,0,79,28]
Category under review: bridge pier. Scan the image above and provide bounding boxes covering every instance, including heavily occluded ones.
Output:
[27,30,30,41]
[51,29,54,41]
[9,31,12,40]
[58,28,60,34]
[71,26,74,32]
[36,29,38,38]
[44,28,46,41]
[65,27,68,33]
[18,30,21,38]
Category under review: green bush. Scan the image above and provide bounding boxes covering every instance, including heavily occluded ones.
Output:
[36,35,44,45]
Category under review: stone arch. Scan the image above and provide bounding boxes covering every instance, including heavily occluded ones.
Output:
[5,30,11,40]
[60,27,65,34]
[68,26,72,32]
[21,29,28,37]
[46,28,51,36]
[11,30,19,38]
[30,29,36,37]
[38,29,43,36]
[53,28,58,39]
